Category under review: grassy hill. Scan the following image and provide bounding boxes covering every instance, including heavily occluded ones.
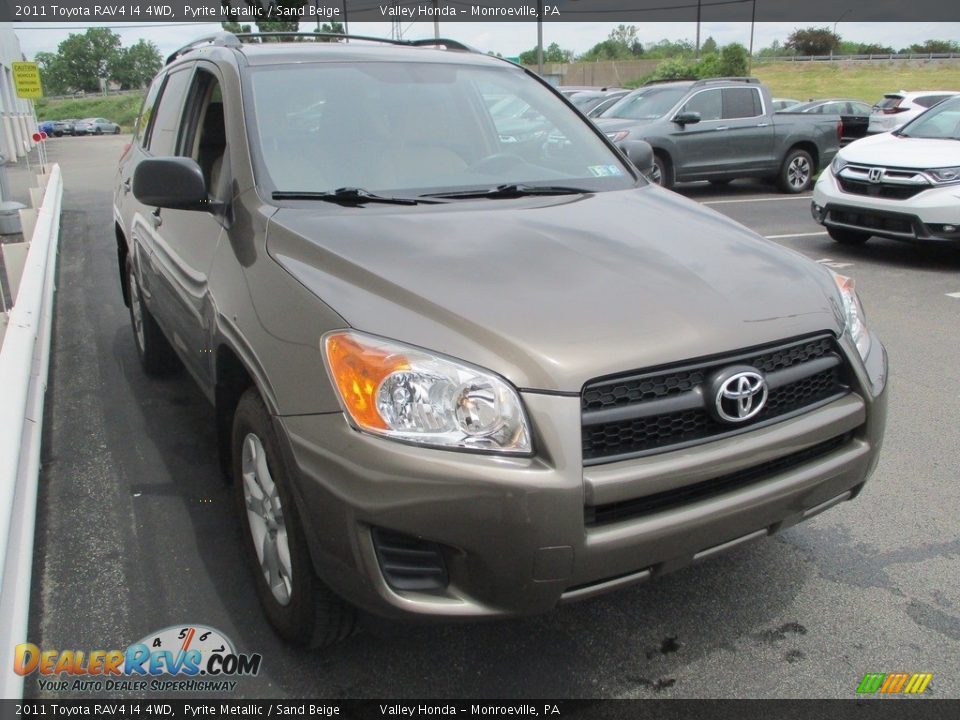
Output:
[753,61,960,103]
[34,92,145,130]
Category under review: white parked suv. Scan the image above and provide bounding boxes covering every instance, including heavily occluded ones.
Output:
[812,94,960,246]
[867,90,959,134]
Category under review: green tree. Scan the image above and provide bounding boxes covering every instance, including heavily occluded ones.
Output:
[519,42,573,65]
[718,43,749,76]
[109,40,162,90]
[905,39,960,54]
[35,51,70,95]
[315,22,345,41]
[222,21,253,34]
[53,28,122,93]
[701,36,718,55]
[785,27,840,56]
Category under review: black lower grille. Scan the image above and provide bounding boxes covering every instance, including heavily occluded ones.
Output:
[829,208,916,235]
[371,528,449,592]
[837,178,926,200]
[584,434,849,526]
[581,335,850,464]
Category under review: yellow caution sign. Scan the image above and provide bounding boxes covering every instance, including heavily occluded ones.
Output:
[12,62,43,99]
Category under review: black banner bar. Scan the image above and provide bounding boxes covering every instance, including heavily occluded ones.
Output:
[3,0,960,24]
[2,700,959,720]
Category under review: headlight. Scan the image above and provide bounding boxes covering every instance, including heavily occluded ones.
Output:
[831,155,848,175]
[925,166,960,185]
[831,272,870,361]
[606,130,630,142]
[323,331,532,455]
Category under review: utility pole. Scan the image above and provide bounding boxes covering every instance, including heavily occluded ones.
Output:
[537,0,544,75]
[695,0,702,57]
[748,0,756,73]
[433,0,439,39]
[343,0,349,40]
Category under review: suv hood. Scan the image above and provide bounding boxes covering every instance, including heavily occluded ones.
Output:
[841,132,960,169]
[267,187,842,392]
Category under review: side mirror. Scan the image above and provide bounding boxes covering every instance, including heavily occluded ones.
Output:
[673,111,701,126]
[618,139,654,176]
[133,157,209,211]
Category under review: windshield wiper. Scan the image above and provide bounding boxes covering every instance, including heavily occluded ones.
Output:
[272,187,442,205]
[421,183,593,200]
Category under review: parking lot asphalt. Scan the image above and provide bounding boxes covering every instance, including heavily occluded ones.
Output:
[25,135,960,699]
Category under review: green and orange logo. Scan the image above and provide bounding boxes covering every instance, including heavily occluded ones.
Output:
[856,672,933,695]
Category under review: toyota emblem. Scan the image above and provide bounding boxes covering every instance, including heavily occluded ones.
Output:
[710,368,768,423]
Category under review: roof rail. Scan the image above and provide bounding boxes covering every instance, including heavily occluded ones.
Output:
[165,32,242,65]
[642,77,698,86]
[234,31,478,52]
[691,77,761,86]
[166,31,480,66]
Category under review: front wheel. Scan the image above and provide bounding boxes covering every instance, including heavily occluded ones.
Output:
[114,126,121,135]
[233,388,356,648]
[778,148,815,193]
[650,154,674,189]
[94,127,103,136]
[828,227,871,245]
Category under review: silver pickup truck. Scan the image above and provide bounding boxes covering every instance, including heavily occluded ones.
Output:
[595,77,842,192]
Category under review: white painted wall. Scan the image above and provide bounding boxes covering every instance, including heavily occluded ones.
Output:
[0,24,37,165]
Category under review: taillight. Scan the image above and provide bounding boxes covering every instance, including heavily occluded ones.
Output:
[837,121,843,143]
[882,107,908,114]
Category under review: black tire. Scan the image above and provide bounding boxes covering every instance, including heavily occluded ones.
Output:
[233,387,356,648]
[828,227,871,245]
[94,127,103,136]
[651,153,675,189]
[778,148,815,193]
[126,256,178,375]
[114,126,121,135]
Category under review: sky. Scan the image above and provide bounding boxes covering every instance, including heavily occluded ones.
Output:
[13,21,960,61]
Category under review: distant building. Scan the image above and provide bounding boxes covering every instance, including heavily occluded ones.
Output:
[0,23,38,164]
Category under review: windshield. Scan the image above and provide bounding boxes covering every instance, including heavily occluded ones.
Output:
[599,87,689,120]
[897,96,960,139]
[247,62,636,197]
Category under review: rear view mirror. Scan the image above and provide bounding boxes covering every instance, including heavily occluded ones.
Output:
[673,111,702,126]
[133,157,209,211]
[618,139,655,177]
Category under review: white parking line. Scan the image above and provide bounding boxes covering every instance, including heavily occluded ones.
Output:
[765,231,829,239]
[704,195,813,206]
[947,292,960,299]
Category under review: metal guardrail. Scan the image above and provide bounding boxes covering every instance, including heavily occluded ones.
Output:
[755,53,960,63]
[0,164,62,700]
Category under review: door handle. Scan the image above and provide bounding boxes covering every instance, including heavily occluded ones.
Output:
[150,209,162,228]
[122,177,131,193]
[757,122,769,127]
[715,126,729,131]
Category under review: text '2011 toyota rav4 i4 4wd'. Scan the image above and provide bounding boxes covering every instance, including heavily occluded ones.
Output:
[114,32,888,647]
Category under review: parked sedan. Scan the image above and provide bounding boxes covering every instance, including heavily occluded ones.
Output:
[771,98,801,111]
[52,119,75,137]
[788,99,873,145]
[74,117,122,135]
[867,90,960,134]
[37,120,55,136]
[569,90,629,117]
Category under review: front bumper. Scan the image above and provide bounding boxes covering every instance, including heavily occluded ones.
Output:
[275,334,887,620]
[812,168,960,244]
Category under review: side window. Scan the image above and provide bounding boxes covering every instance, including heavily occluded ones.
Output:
[134,74,164,148]
[915,95,946,109]
[147,67,192,156]
[682,89,722,122]
[722,87,762,119]
[178,69,227,195]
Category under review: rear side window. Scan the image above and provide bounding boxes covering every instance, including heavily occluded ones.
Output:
[134,74,164,147]
[147,67,193,155]
[722,87,762,119]
[915,94,951,108]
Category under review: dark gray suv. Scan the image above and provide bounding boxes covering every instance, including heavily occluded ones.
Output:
[114,33,887,648]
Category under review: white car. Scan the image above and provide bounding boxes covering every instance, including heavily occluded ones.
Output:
[812,94,960,246]
[867,90,959,134]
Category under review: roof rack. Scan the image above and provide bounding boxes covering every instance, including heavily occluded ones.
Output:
[692,77,760,86]
[165,32,242,65]
[166,31,480,65]
[642,77,698,86]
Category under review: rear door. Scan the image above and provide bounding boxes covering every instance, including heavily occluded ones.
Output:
[842,101,872,141]
[718,86,774,173]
